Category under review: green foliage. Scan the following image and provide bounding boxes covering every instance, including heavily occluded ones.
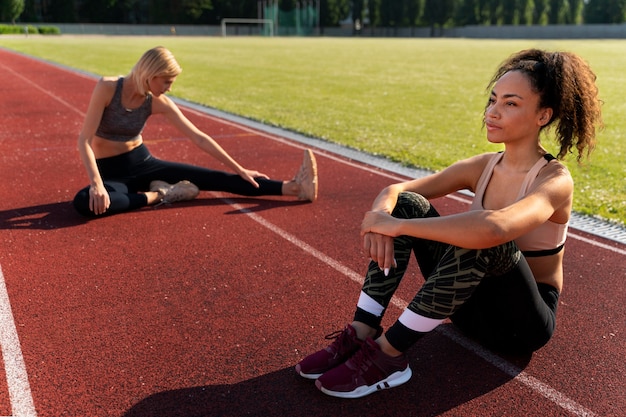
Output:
[36,25,61,34]
[182,0,212,20]
[0,0,24,23]
[10,0,626,27]
[0,23,60,33]
[0,37,623,225]
[423,0,456,27]
[0,23,33,33]
[584,0,626,23]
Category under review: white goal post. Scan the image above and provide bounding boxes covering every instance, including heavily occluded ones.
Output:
[220,18,275,37]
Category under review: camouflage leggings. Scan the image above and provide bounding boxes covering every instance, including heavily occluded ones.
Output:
[357,192,558,352]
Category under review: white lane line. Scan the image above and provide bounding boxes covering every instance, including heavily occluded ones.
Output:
[0,60,86,119]
[0,266,37,417]
[567,232,626,255]
[216,194,599,417]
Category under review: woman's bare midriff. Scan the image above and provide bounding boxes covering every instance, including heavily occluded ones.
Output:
[526,252,564,293]
[91,136,143,159]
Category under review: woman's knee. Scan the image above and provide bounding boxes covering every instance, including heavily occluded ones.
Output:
[393,192,439,219]
[73,189,95,217]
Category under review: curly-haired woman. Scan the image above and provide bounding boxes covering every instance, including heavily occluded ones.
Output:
[296,49,602,398]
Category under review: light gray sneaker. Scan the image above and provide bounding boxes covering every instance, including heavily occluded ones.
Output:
[150,180,200,204]
[295,149,318,202]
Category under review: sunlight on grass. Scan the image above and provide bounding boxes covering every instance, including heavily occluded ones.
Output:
[1,36,623,224]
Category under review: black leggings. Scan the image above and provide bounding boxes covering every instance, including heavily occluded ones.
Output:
[354,192,559,354]
[73,144,284,217]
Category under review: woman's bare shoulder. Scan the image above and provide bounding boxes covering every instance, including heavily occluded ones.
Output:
[96,76,121,87]
[533,158,573,191]
[151,93,179,114]
[447,152,500,174]
[91,76,120,98]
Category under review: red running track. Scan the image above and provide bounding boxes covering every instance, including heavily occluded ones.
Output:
[0,47,624,417]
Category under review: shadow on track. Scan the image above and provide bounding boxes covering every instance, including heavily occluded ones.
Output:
[0,202,86,230]
[0,197,307,230]
[121,329,531,417]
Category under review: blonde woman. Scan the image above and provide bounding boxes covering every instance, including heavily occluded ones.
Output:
[74,46,317,217]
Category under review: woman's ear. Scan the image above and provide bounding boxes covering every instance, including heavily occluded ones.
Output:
[539,108,553,126]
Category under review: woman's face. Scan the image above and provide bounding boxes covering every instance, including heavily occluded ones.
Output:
[484,70,551,145]
[148,75,177,97]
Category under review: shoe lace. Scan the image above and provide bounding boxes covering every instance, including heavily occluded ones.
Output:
[153,191,167,207]
[324,329,354,355]
[349,340,376,370]
[153,189,171,207]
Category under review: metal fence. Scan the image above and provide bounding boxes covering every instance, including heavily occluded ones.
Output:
[22,22,626,39]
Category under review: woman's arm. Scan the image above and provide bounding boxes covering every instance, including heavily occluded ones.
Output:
[369,154,489,213]
[156,95,268,187]
[362,162,573,261]
[77,78,114,215]
[362,154,491,273]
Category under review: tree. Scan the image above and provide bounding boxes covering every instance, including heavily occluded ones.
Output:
[518,0,534,24]
[149,0,211,24]
[406,0,424,30]
[547,0,568,24]
[320,0,349,29]
[502,0,519,24]
[455,0,481,25]
[367,0,381,31]
[423,0,456,35]
[532,0,549,24]
[49,0,76,22]
[567,0,583,23]
[484,0,503,25]
[351,0,364,33]
[584,0,626,23]
[182,0,212,21]
[1,0,25,23]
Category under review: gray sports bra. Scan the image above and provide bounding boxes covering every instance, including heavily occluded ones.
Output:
[95,77,152,142]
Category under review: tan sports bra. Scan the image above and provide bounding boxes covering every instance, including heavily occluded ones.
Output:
[470,152,568,257]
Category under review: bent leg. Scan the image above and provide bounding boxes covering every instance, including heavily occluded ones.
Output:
[384,240,522,351]
[354,192,448,329]
[73,181,148,217]
[450,256,558,353]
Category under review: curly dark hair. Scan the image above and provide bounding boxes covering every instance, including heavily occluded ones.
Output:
[486,49,603,162]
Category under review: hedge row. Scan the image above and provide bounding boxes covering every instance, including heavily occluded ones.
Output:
[0,25,61,35]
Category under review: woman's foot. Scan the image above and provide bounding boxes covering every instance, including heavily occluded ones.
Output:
[294,149,318,202]
[295,323,382,379]
[150,180,199,204]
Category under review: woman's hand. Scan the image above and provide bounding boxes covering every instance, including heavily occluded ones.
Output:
[361,210,401,238]
[89,184,111,215]
[361,211,401,274]
[238,168,270,189]
[362,232,397,275]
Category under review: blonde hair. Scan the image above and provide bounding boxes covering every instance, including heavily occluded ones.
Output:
[127,46,182,95]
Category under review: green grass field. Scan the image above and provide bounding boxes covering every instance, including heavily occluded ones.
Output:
[1,36,624,225]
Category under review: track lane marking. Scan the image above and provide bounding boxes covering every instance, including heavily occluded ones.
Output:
[0,267,37,417]
[0,60,86,119]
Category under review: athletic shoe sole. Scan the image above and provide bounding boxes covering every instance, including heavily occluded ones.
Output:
[295,365,323,380]
[315,365,412,399]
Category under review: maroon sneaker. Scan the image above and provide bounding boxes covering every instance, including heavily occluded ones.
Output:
[315,337,412,398]
[296,324,380,379]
